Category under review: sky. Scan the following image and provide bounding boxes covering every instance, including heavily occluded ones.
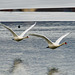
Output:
[0,0,75,9]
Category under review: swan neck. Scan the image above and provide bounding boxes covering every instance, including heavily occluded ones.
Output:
[59,42,65,46]
[23,36,29,39]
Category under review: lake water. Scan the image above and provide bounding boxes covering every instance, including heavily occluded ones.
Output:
[0,0,75,9]
[0,21,75,75]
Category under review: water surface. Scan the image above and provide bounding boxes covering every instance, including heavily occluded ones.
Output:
[0,21,75,75]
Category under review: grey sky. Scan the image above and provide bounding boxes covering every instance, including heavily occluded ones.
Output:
[0,0,75,9]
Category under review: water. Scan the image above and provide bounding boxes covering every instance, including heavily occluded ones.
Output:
[0,12,75,21]
[0,21,75,75]
[0,0,75,9]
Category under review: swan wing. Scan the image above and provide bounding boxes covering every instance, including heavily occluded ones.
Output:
[1,24,18,37]
[20,22,36,37]
[55,33,70,44]
[30,34,53,44]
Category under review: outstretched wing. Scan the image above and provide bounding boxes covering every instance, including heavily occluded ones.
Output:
[29,34,53,44]
[20,22,36,37]
[1,23,18,37]
[55,33,70,44]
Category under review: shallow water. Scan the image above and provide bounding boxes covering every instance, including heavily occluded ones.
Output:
[0,21,75,75]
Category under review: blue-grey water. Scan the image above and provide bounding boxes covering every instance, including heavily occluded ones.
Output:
[0,21,75,75]
[0,0,75,9]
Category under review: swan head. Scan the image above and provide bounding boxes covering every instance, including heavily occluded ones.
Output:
[24,36,29,38]
[65,42,67,44]
[59,42,67,47]
[22,36,29,39]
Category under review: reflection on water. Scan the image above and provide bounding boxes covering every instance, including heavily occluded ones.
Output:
[0,21,75,75]
[47,68,58,75]
[9,58,23,73]
[9,58,29,75]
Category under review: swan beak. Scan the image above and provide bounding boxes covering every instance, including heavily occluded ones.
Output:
[65,42,67,44]
[46,46,49,48]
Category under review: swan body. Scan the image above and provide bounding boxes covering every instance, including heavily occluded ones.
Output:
[12,36,29,41]
[30,33,70,49]
[1,22,36,41]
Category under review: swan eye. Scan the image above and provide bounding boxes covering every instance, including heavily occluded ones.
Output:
[65,42,67,44]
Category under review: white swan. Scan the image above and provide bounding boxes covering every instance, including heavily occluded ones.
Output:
[30,33,70,49]
[1,22,36,41]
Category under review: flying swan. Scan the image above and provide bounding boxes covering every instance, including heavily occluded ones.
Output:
[29,33,70,49]
[1,22,36,41]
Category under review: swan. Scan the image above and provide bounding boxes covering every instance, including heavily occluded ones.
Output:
[1,22,36,41]
[29,33,70,49]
